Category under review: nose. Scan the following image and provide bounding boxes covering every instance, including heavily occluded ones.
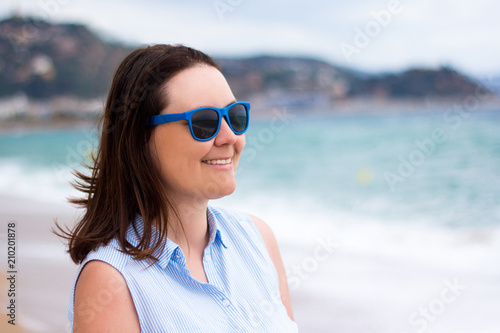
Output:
[214,116,237,145]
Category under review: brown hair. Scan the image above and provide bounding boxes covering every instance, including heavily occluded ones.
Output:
[57,44,220,264]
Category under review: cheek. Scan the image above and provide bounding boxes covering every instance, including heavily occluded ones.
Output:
[150,129,211,176]
[233,135,246,165]
[149,130,182,177]
[238,134,246,152]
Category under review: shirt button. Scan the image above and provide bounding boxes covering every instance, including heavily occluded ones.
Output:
[205,255,211,262]
[222,299,230,307]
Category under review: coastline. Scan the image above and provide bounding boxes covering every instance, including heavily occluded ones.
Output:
[2,96,499,135]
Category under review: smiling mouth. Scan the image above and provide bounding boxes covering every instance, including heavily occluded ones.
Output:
[202,158,232,165]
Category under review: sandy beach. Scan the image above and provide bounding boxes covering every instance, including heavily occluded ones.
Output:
[1,195,78,333]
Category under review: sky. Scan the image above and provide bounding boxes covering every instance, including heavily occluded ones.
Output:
[1,0,499,77]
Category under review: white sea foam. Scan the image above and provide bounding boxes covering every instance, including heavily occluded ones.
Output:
[217,193,500,332]
[0,158,78,204]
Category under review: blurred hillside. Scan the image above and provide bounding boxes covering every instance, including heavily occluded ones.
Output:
[0,16,131,98]
[218,57,493,109]
[0,15,495,123]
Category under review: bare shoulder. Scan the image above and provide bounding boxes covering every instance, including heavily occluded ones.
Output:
[246,213,282,273]
[74,260,140,332]
[246,213,295,321]
[247,213,277,250]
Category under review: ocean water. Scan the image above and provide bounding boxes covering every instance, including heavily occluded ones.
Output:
[1,107,500,332]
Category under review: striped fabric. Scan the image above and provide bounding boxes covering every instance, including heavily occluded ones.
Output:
[68,206,299,332]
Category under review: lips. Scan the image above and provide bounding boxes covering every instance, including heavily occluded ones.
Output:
[202,158,232,165]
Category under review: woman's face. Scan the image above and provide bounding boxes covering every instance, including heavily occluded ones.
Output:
[149,65,246,203]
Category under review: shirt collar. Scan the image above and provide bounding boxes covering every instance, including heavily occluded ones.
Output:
[207,205,228,249]
[127,208,227,270]
[126,215,179,270]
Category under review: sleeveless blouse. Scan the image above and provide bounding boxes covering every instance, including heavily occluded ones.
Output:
[68,206,299,332]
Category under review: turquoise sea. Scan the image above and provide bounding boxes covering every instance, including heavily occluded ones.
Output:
[3,107,498,229]
[1,106,500,332]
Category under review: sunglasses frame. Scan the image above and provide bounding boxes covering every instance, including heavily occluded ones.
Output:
[147,102,250,141]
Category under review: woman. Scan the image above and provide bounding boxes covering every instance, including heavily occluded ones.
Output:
[60,44,298,332]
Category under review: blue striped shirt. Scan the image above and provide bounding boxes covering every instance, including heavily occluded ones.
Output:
[68,206,298,332]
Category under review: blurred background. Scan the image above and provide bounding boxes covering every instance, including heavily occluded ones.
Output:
[0,0,499,332]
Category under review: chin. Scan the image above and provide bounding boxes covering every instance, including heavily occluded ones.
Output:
[208,183,237,200]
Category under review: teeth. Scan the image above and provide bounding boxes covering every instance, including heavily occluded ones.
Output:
[204,158,231,165]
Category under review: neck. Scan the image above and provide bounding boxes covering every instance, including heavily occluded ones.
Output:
[165,194,210,255]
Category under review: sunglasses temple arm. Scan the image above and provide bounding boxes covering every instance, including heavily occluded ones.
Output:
[148,112,189,126]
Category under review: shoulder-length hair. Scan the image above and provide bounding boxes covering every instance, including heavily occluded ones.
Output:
[57,44,219,264]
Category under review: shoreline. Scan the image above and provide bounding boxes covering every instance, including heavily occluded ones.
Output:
[2,97,499,134]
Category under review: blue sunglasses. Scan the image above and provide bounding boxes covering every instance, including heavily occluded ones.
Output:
[147,102,250,141]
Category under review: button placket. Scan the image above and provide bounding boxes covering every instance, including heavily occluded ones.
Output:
[203,246,212,263]
[205,286,232,309]
[172,248,186,267]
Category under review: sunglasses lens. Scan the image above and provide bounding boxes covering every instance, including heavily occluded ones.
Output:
[191,109,219,140]
[228,103,248,133]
